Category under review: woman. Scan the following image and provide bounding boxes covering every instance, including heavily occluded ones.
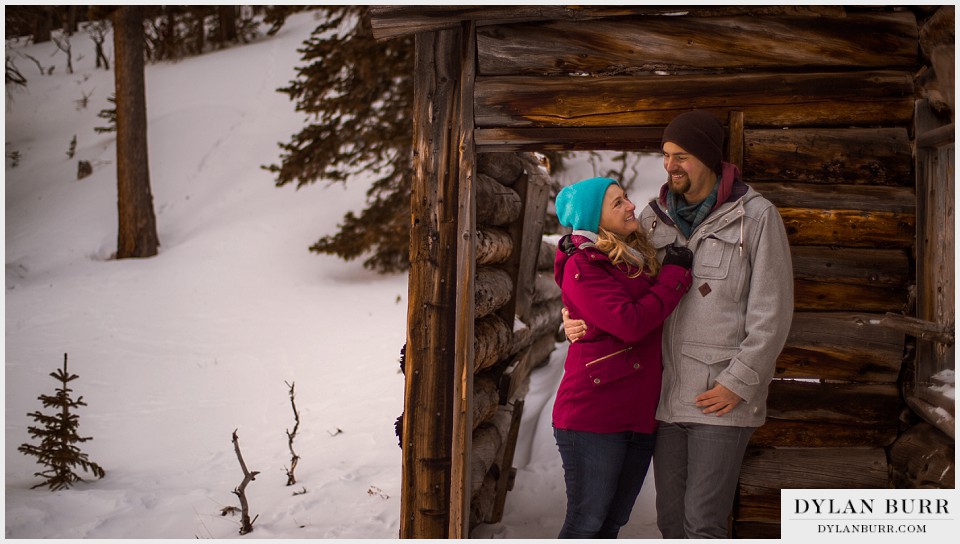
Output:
[552,176,693,538]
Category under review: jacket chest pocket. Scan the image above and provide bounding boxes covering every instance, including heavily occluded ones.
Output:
[580,344,640,386]
[693,228,739,280]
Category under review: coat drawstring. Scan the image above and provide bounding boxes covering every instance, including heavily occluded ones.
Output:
[738,214,744,256]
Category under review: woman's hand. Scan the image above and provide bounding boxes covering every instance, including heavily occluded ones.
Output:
[561,307,588,343]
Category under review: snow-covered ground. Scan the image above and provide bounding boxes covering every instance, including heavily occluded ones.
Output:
[5,11,670,539]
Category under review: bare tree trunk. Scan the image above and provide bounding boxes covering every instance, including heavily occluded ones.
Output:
[113,6,159,259]
[218,6,237,45]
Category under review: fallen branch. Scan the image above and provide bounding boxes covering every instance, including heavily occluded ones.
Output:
[231,429,259,535]
[284,381,301,486]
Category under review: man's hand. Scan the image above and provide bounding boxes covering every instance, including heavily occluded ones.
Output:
[561,307,587,343]
[695,383,743,416]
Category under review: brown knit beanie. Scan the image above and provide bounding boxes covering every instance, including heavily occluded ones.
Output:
[662,111,725,174]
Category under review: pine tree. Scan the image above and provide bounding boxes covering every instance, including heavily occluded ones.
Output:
[18,354,105,491]
[266,6,414,273]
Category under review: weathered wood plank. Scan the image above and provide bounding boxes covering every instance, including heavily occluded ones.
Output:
[449,23,477,538]
[477,12,916,75]
[737,447,889,522]
[794,280,907,312]
[881,313,955,344]
[765,381,902,426]
[791,247,909,287]
[475,266,513,319]
[490,400,525,523]
[750,419,897,448]
[776,312,905,383]
[913,100,955,422]
[745,128,912,185]
[779,208,915,248]
[889,422,956,488]
[498,154,553,324]
[369,5,848,41]
[475,71,915,129]
[727,111,744,173]
[402,28,461,539]
[476,126,664,152]
[754,182,915,212]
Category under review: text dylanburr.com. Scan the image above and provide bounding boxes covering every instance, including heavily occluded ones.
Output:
[781,489,958,540]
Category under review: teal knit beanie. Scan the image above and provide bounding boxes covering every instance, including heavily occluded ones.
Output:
[556,177,618,234]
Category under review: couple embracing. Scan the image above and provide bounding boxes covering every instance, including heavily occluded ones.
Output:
[552,110,794,539]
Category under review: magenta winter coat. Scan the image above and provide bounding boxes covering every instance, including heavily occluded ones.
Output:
[552,234,692,434]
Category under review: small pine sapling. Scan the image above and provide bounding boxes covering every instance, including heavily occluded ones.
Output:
[18,353,105,490]
[283,381,300,486]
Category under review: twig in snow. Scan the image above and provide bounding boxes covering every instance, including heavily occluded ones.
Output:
[283,381,300,486]
[230,429,259,535]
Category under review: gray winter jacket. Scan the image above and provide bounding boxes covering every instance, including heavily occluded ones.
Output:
[639,175,793,428]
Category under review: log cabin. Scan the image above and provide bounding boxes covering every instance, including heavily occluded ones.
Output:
[369,5,956,538]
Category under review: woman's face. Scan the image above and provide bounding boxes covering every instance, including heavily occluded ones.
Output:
[599,183,638,237]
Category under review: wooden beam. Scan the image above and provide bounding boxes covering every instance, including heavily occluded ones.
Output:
[791,247,909,287]
[745,128,912,185]
[765,381,902,426]
[475,71,914,129]
[753,182,915,212]
[475,126,664,152]
[726,111,744,172]
[450,21,477,539]
[475,266,513,319]
[737,447,889,523]
[401,28,462,539]
[793,280,907,312]
[477,12,916,75]
[368,5,848,41]
[750,419,897,448]
[779,208,915,248]
[880,313,955,344]
[776,311,905,383]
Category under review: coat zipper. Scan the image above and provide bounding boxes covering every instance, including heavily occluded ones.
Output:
[584,346,632,366]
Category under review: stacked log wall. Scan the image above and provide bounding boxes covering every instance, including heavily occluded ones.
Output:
[468,152,561,529]
[377,5,953,539]
[463,7,926,539]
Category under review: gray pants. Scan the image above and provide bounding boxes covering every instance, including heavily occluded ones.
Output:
[653,422,755,538]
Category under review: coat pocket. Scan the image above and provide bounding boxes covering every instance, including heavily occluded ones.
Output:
[579,343,639,386]
[693,227,739,280]
[677,342,740,405]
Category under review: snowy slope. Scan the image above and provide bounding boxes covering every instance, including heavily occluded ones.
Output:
[4,11,667,539]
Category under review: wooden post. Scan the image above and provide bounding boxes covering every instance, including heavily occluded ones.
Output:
[450,21,477,539]
[402,27,463,539]
[727,110,744,171]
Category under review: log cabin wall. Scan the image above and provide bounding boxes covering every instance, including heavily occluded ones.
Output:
[371,5,955,539]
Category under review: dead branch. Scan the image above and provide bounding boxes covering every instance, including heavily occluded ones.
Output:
[284,381,301,486]
[231,429,259,535]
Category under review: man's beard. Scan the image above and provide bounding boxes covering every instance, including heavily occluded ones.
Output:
[667,173,690,195]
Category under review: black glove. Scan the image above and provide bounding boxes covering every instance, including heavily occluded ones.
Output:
[663,244,693,269]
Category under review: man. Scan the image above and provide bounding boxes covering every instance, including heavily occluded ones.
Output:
[563,110,793,538]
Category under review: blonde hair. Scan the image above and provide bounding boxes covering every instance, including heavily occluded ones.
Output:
[595,227,661,278]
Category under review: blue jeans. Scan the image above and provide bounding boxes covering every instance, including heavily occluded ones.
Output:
[554,427,655,539]
[653,422,755,538]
